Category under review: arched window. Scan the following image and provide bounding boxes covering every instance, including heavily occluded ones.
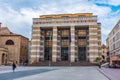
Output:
[6,40,14,45]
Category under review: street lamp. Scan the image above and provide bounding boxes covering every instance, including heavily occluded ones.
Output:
[48,38,52,67]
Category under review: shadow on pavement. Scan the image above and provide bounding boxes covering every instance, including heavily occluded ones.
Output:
[0,68,57,80]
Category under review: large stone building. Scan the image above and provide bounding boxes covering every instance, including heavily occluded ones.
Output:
[106,20,120,66]
[0,23,29,65]
[30,13,101,64]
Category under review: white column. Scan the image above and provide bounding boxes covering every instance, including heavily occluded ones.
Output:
[30,27,41,63]
[52,27,57,62]
[70,26,75,62]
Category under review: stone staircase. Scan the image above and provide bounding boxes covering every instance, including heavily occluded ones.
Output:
[29,61,50,66]
[71,61,97,66]
[29,61,97,66]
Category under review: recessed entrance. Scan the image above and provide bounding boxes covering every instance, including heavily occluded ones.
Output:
[61,47,69,61]
[2,53,5,65]
[44,48,52,61]
[78,47,86,61]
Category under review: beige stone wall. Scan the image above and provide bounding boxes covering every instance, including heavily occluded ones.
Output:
[0,27,11,35]
[0,35,28,65]
[101,48,108,60]
[88,25,101,62]
[0,25,29,65]
[20,36,29,64]
[0,47,8,65]
[97,25,101,53]
[0,36,20,64]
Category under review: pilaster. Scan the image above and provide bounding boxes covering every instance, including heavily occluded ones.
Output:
[70,26,75,62]
[52,27,57,62]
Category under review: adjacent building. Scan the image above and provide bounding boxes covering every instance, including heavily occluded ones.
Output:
[106,20,120,66]
[30,13,101,64]
[101,44,108,61]
[106,37,110,62]
[0,23,29,65]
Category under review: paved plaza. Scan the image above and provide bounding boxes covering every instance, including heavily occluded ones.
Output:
[99,67,120,80]
[0,66,118,80]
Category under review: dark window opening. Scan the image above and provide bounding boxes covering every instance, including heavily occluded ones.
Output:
[6,40,14,45]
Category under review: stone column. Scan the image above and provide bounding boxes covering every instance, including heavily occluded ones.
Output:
[39,28,44,61]
[88,25,100,62]
[36,28,41,62]
[70,26,75,62]
[52,27,57,62]
[30,27,41,63]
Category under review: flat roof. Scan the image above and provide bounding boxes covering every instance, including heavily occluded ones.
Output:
[40,13,93,19]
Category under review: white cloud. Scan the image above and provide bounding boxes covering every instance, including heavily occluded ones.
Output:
[0,3,61,39]
[108,0,120,6]
[89,0,120,6]
[100,9,120,35]
[62,3,111,17]
[99,9,120,43]
[0,0,119,44]
[0,7,32,38]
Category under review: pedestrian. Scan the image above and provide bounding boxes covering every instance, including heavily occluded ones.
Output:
[12,62,16,72]
[98,62,101,68]
[115,63,118,68]
[108,63,111,68]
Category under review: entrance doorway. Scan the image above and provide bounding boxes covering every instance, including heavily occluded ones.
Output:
[78,47,86,61]
[61,47,68,61]
[2,53,5,65]
[44,48,52,61]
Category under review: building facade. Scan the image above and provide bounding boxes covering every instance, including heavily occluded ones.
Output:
[0,23,29,65]
[107,20,120,66]
[101,44,108,61]
[30,13,101,64]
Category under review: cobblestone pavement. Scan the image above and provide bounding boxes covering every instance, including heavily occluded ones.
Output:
[99,67,120,80]
[0,66,109,80]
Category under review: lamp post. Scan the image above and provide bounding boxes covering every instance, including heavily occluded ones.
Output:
[69,47,71,66]
[49,48,51,67]
[69,30,71,66]
[49,35,52,67]
[49,31,52,67]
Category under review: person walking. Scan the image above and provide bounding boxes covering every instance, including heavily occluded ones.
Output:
[98,62,101,68]
[12,62,16,72]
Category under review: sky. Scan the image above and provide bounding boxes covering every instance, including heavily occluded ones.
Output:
[0,0,120,44]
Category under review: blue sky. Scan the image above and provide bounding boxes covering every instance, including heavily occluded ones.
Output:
[0,0,120,44]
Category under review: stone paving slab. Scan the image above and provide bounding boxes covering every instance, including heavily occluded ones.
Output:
[0,66,109,80]
[99,67,120,80]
